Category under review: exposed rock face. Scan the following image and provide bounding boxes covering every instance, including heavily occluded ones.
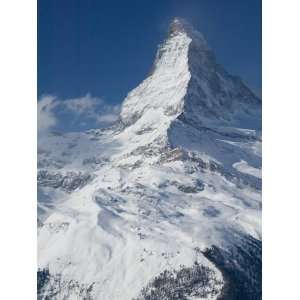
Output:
[37,170,92,192]
[37,268,94,300]
[38,18,261,300]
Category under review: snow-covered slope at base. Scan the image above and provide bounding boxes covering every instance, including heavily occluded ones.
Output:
[38,129,261,299]
[38,18,261,300]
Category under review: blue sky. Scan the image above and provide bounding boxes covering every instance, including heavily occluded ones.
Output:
[38,0,261,132]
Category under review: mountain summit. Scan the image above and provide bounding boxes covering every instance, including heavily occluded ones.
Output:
[169,17,190,33]
[121,18,261,132]
[38,19,261,300]
[168,17,199,36]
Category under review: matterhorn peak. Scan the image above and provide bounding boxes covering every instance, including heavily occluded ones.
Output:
[120,18,260,133]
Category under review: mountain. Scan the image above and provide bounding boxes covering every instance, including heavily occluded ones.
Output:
[38,18,261,300]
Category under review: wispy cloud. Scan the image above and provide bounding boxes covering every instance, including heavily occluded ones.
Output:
[37,95,57,134]
[37,93,120,134]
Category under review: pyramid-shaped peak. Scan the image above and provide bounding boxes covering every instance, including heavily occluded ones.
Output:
[120,17,260,130]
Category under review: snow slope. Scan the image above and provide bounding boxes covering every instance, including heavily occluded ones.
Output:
[38,18,261,300]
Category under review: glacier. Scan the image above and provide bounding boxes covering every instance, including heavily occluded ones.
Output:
[38,18,261,300]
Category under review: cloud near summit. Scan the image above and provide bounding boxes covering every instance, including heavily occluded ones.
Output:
[38,93,120,134]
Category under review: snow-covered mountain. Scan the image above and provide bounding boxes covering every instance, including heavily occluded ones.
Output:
[38,18,261,300]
